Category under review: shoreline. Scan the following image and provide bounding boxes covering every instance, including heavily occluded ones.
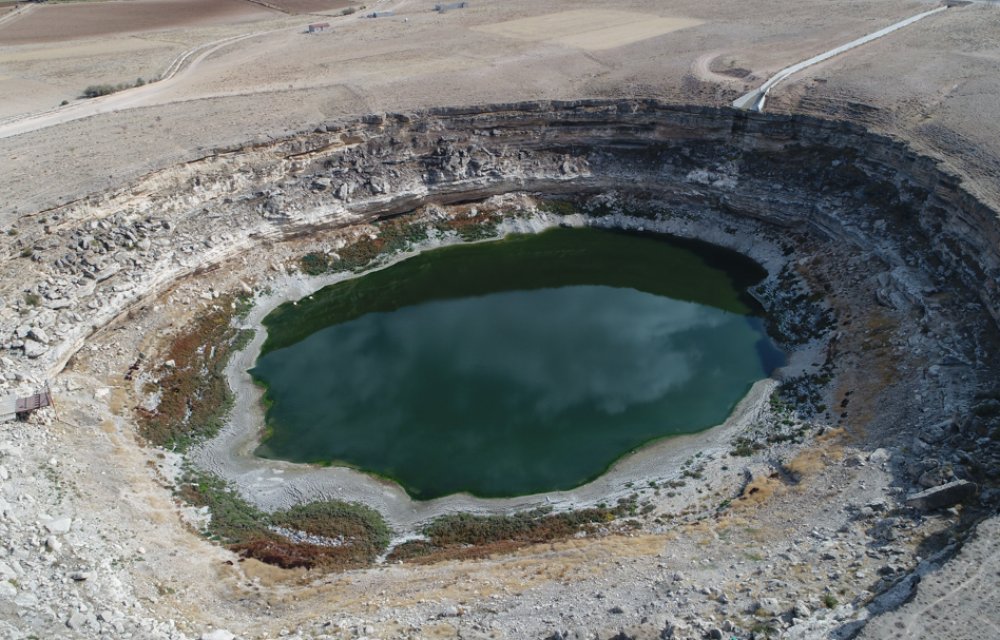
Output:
[190,210,799,532]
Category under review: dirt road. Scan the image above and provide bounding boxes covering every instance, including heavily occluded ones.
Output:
[734,5,949,111]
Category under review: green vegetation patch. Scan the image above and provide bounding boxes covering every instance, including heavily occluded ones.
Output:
[536,199,578,216]
[81,78,146,99]
[270,500,391,554]
[775,370,832,419]
[299,252,330,275]
[387,498,639,563]
[178,470,266,544]
[177,470,391,570]
[175,473,648,570]
[177,470,639,571]
[136,294,253,450]
[297,209,501,278]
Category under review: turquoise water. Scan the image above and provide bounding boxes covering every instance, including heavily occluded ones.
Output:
[252,228,782,499]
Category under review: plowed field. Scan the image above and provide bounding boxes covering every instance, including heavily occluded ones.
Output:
[266,0,353,13]
[0,0,278,45]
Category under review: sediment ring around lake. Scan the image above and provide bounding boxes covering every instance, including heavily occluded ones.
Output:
[192,213,797,530]
[250,226,784,500]
[173,99,1000,539]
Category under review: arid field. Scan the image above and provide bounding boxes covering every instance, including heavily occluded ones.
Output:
[0,0,277,44]
[265,0,353,13]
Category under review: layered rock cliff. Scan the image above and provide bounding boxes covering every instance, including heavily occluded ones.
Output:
[0,100,999,640]
[1,99,998,382]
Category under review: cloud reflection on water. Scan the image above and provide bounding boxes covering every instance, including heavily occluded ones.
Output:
[253,285,771,497]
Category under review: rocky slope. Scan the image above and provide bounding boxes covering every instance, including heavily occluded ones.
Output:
[2,100,999,378]
[0,99,998,639]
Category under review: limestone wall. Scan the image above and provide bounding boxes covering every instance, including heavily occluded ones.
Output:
[1,100,998,388]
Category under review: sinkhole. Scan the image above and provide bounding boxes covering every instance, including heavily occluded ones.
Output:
[250,226,784,499]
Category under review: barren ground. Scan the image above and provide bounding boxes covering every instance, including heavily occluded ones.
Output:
[265,0,354,13]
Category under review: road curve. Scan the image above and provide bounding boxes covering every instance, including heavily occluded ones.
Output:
[733,5,949,112]
[0,3,401,142]
[0,22,302,140]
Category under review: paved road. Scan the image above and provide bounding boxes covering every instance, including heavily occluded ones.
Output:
[733,5,949,112]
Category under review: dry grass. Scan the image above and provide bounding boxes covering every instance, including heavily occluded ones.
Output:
[736,475,785,508]
[784,446,839,480]
[239,557,309,584]
[386,506,625,564]
[474,10,703,52]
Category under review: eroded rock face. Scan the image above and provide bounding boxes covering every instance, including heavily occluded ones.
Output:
[906,479,978,510]
[1,100,997,385]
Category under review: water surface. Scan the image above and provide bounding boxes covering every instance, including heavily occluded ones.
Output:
[252,228,782,499]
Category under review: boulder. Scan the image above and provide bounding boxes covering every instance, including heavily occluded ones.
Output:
[905,479,978,510]
[94,262,121,282]
[311,177,332,191]
[755,597,781,616]
[868,448,892,464]
[44,298,72,310]
[23,339,48,358]
[918,466,952,488]
[66,611,87,630]
[14,592,38,609]
[44,516,72,534]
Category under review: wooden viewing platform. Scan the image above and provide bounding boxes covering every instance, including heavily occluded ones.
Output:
[0,386,53,423]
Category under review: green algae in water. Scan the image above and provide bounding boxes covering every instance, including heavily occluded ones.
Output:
[252,228,783,499]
